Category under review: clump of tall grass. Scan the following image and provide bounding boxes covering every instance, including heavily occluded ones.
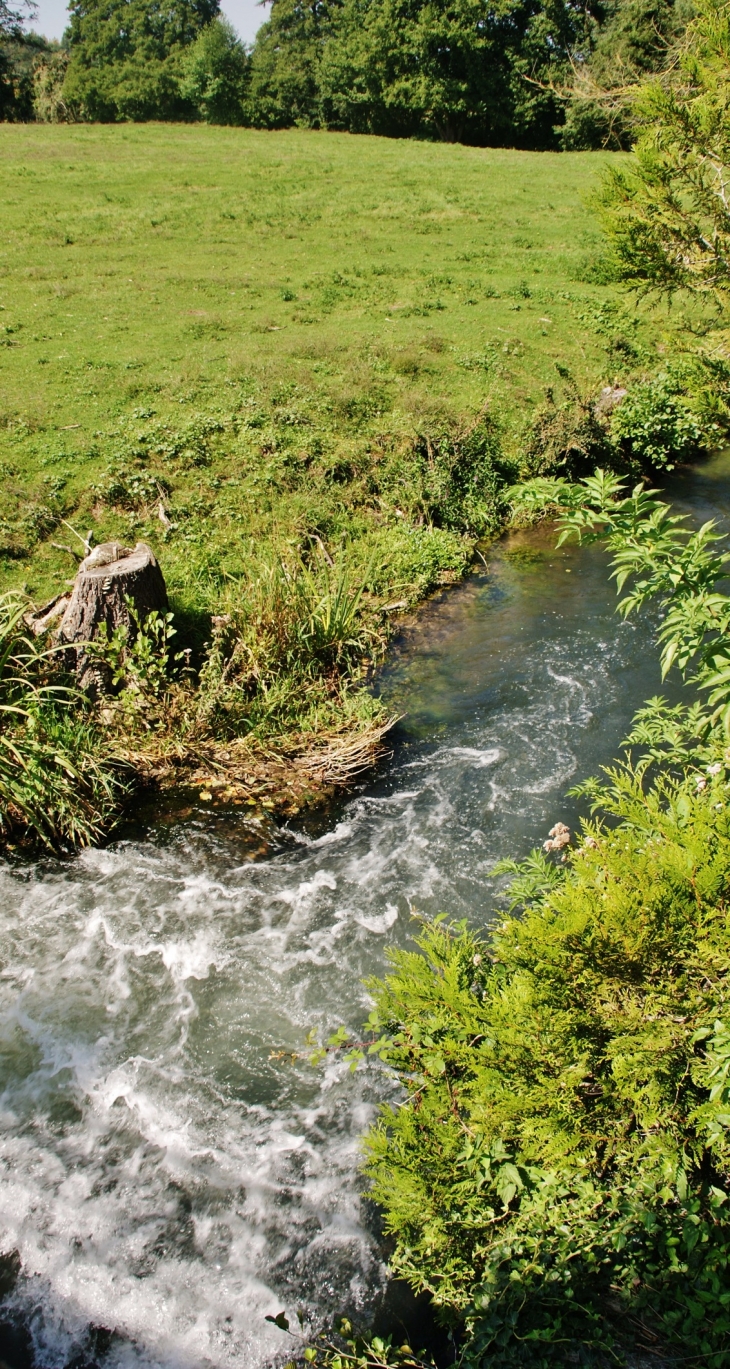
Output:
[0,593,127,850]
[194,552,385,738]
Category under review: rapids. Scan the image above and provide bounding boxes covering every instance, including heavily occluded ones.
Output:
[1,453,729,1369]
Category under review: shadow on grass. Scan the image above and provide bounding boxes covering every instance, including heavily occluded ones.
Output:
[168,595,213,668]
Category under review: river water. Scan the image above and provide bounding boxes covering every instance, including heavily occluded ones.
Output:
[2,454,729,1369]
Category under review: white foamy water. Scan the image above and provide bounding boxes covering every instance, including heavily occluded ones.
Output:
[3,470,728,1369]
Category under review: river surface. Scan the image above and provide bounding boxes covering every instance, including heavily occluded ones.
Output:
[2,454,730,1369]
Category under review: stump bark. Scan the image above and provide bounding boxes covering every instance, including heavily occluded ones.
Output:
[57,541,168,689]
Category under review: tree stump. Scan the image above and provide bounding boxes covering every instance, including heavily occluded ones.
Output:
[57,541,168,690]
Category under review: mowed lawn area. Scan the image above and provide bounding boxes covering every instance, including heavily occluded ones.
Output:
[0,125,652,613]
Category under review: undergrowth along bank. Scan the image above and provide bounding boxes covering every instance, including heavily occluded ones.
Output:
[310,466,730,1367]
[3,360,727,853]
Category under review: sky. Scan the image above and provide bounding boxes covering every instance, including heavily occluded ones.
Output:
[28,0,268,44]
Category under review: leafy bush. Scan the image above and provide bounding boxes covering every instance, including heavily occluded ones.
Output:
[559,95,616,151]
[520,373,613,480]
[558,468,730,723]
[379,416,509,537]
[0,31,58,120]
[180,17,248,124]
[350,766,730,1364]
[89,600,179,700]
[356,524,473,599]
[521,359,730,480]
[610,366,708,469]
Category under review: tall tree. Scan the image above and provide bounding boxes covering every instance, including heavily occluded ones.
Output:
[246,0,334,129]
[63,0,220,120]
[181,15,249,122]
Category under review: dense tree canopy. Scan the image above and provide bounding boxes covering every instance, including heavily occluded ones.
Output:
[246,0,601,145]
[0,0,698,141]
[244,0,698,145]
[63,0,220,119]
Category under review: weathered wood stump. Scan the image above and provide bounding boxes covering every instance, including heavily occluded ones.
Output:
[57,541,168,690]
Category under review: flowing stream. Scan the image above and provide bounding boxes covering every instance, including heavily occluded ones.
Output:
[2,453,730,1369]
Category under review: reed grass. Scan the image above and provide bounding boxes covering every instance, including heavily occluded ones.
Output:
[0,592,128,847]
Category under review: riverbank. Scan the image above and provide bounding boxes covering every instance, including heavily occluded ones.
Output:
[3,470,725,1365]
[1,125,725,849]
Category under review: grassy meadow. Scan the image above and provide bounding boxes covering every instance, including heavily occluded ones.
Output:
[0,124,668,840]
[0,125,656,607]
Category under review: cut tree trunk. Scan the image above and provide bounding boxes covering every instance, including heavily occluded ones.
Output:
[57,541,168,690]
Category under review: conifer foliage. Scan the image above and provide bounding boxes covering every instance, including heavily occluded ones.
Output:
[599,0,730,306]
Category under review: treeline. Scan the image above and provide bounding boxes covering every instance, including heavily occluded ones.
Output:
[1,0,693,147]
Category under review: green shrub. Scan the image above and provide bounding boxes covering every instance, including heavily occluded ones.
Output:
[180,18,248,125]
[611,366,708,470]
[357,523,473,598]
[520,374,613,479]
[89,599,179,699]
[379,416,509,538]
[521,359,730,481]
[354,767,730,1364]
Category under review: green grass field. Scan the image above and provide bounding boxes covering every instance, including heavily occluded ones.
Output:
[0,124,657,612]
